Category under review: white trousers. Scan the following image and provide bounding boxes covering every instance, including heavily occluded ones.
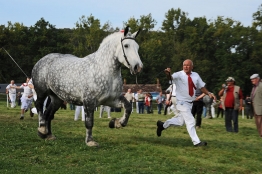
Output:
[99,105,111,118]
[21,97,33,110]
[136,102,139,113]
[171,96,178,115]
[211,105,215,118]
[163,101,201,145]
[9,93,16,108]
[74,106,85,121]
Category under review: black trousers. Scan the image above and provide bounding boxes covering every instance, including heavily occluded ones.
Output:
[217,107,224,118]
[191,101,204,127]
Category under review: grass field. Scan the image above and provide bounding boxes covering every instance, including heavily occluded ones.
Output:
[0,94,261,174]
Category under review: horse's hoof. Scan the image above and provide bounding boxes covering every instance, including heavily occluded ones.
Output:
[45,134,56,141]
[37,126,48,139]
[86,141,99,147]
[109,118,116,128]
[38,126,48,134]
[38,130,47,139]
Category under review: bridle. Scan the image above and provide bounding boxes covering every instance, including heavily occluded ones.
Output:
[120,37,136,67]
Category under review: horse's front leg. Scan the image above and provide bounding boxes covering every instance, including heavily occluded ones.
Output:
[109,95,132,128]
[35,97,48,138]
[83,103,99,147]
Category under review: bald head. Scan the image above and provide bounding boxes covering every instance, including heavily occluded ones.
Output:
[183,59,193,74]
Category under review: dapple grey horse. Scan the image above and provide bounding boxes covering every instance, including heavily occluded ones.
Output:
[32,26,143,146]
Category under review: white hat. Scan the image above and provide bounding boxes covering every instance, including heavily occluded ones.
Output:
[250,74,260,79]
[225,77,235,82]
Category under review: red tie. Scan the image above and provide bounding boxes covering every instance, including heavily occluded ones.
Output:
[187,73,196,97]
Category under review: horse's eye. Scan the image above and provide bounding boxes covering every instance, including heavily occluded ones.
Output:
[124,44,129,48]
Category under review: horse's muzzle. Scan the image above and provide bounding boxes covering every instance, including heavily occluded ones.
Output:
[133,64,142,74]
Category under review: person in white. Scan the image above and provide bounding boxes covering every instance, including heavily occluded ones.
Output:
[13,77,34,119]
[134,91,139,114]
[99,105,111,118]
[124,88,134,112]
[165,84,178,115]
[6,80,17,108]
[74,106,85,121]
[157,59,213,147]
[27,78,48,115]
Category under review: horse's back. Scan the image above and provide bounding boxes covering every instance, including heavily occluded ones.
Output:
[32,53,79,89]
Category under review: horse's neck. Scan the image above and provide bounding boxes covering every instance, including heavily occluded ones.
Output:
[83,41,121,76]
[98,38,121,67]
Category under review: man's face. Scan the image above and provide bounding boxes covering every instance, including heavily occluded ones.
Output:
[251,78,259,85]
[183,60,193,74]
[11,80,14,84]
[226,81,234,86]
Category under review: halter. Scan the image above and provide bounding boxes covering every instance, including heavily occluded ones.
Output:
[120,37,136,67]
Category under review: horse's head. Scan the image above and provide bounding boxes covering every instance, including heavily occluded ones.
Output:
[116,26,143,74]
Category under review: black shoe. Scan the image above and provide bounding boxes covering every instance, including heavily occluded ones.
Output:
[194,141,207,147]
[20,116,24,120]
[30,110,34,117]
[156,120,164,137]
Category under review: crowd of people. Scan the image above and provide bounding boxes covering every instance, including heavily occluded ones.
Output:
[5,59,262,145]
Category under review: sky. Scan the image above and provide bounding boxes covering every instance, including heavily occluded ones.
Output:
[0,0,261,30]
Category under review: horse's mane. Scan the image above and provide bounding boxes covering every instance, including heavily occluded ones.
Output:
[98,31,133,50]
[98,32,121,50]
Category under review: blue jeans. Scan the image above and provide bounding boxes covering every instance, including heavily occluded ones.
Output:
[138,101,144,114]
[157,103,162,114]
[202,106,206,117]
[145,105,150,114]
[225,108,239,132]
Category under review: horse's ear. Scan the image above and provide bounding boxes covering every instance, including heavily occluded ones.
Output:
[132,29,141,38]
[124,26,129,36]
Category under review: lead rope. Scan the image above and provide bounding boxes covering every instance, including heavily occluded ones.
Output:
[1,47,28,77]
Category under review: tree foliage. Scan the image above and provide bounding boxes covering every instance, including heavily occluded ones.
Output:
[1,6,262,97]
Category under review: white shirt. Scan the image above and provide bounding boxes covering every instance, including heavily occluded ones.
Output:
[134,93,138,101]
[20,83,33,98]
[172,70,205,102]
[6,84,17,94]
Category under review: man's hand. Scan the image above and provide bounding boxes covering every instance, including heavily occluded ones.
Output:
[164,68,171,75]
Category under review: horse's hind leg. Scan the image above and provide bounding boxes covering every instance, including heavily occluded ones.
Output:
[83,101,99,147]
[109,95,132,128]
[38,93,63,140]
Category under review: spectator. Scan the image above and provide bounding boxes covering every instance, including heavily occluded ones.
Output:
[191,89,206,129]
[218,77,243,133]
[6,80,17,108]
[124,88,134,112]
[99,105,111,118]
[217,96,224,118]
[245,95,253,119]
[250,74,262,137]
[144,93,151,114]
[137,89,144,114]
[17,92,22,106]
[164,84,178,116]
[156,92,165,114]
[134,90,139,114]
[74,106,85,121]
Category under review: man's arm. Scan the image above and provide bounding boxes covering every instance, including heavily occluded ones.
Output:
[195,93,206,101]
[200,87,213,99]
[164,68,173,80]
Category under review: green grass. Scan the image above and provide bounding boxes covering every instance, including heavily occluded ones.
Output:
[0,93,261,174]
